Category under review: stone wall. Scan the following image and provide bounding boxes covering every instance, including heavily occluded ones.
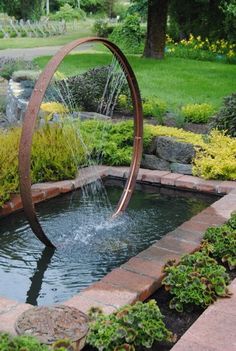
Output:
[141,136,195,175]
[6,79,28,124]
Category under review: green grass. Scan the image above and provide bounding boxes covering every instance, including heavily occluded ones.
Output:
[0,20,94,50]
[35,52,236,109]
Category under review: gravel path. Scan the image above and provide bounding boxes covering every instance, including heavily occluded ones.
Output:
[0,43,92,60]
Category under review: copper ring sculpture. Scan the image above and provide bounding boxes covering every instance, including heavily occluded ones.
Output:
[19,37,143,249]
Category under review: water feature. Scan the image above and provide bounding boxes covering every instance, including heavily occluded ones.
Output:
[0,178,217,305]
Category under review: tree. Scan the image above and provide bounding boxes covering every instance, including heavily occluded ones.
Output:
[1,0,43,20]
[143,0,170,59]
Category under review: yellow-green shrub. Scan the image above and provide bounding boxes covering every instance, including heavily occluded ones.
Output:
[193,130,236,180]
[0,128,20,206]
[0,123,86,207]
[143,97,167,120]
[181,103,215,123]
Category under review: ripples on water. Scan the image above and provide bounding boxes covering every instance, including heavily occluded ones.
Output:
[0,179,216,305]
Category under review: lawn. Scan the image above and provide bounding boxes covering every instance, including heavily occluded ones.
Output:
[0,20,94,50]
[35,52,236,110]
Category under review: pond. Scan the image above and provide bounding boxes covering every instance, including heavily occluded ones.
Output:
[0,178,218,305]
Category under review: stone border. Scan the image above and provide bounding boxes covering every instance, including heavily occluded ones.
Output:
[0,167,236,336]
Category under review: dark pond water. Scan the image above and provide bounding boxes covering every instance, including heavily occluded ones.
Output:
[0,179,217,306]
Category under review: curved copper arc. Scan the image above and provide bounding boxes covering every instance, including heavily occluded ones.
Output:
[19,37,143,248]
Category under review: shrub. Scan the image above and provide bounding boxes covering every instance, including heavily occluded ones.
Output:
[181,103,215,124]
[87,300,174,351]
[0,123,86,206]
[210,93,236,137]
[49,4,86,21]
[109,15,143,54]
[93,19,114,37]
[143,97,167,123]
[192,129,236,180]
[12,70,41,82]
[162,251,230,312]
[202,215,236,270]
[58,66,129,112]
[0,58,38,80]
[0,332,71,351]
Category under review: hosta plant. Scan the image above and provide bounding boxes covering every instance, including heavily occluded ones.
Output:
[202,214,236,270]
[162,252,230,312]
[87,300,174,351]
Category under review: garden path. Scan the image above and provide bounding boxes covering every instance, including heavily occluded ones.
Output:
[0,43,92,60]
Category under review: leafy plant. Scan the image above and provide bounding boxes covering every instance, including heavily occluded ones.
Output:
[0,333,73,351]
[109,15,143,54]
[192,129,236,180]
[202,215,236,270]
[0,58,38,80]
[93,19,115,37]
[58,65,129,112]
[181,103,215,124]
[210,93,236,137]
[49,4,86,21]
[87,300,174,351]
[162,251,230,312]
[143,97,167,123]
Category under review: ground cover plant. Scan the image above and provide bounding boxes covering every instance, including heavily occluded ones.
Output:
[162,251,230,312]
[87,300,174,351]
[35,52,236,111]
[202,213,236,270]
[0,332,73,351]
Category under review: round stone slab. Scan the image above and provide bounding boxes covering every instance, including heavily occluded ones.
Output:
[15,305,89,344]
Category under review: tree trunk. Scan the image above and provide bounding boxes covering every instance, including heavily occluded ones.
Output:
[144,0,169,59]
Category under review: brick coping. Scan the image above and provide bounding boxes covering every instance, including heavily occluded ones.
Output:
[0,166,236,339]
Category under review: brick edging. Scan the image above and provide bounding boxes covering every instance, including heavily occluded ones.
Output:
[0,167,235,334]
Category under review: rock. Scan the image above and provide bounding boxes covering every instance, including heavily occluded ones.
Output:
[141,154,170,171]
[155,136,195,164]
[170,162,193,175]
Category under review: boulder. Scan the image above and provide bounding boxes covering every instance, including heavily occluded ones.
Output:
[141,154,170,171]
[155,136,195,164]
[170,162,193,175]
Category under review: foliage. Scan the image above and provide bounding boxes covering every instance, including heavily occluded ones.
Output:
[169,0,236,42]
[109,15,143,54]
[143,97,167,123]
[79,119,153,165]
[202,214,236,270]
[166,34,236,63]
[40,102,69,121]
[162,251,230,312]
[0,0,43,20]
[87,300,173,351]
[181,103,215,124]
[210,93,236,137]
[49,4,86,21]
[12,70,41,82]
[58,65,129,112]
[0,332,72,351]
[0,58,38,80]
[192,130,236,180]
[93,19,115,37]
[0,123,86,206]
